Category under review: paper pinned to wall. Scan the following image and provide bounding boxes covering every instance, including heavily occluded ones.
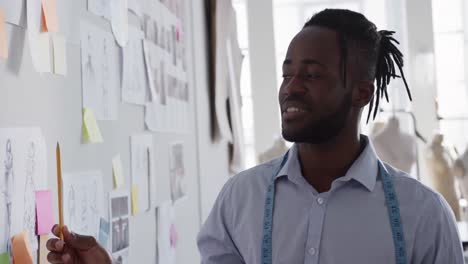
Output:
[109,190,130,259]
[122,28,148,105]
[0,128,48,257]
[169,142,186,201]
[156,201,176,264]
[110,0,128,47]
[0,9,7,59]
[41,0,58,32]
[130,134,153,212]
[98,218,110,250]
[62,171,104,239]
[35,191,54,235]
[83,108,104,143]
[88,0,111,20]
[52,34,67,75]
[11,231,33,264]
[28,32,52,73]
[0,0,26,26]
[127,0,141,17]
[27,0,42,33]
[81,21,119,121]
[112,155,124,188]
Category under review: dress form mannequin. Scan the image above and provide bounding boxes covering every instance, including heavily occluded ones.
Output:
[371,117,417,173]
[453,147,468,219]
[258,137,289,163]
[425,133,460,220]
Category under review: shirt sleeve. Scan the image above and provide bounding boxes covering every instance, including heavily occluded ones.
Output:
[197,177,245,264]
[412,192,464,264]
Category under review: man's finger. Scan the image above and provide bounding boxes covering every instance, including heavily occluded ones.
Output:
[63,226,98,251]
[46,238,65,252]
[47,252,64,264]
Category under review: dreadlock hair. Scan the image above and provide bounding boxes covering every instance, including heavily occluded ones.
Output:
[303,9,412,123]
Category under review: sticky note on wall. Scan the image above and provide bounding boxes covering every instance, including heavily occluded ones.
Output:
[0,9,8,59]
[38,235,48,264]
[35,190,54,235]
[42,0,58,32]
[11,231,33,264]
[0,252,9,264]
[131,185,139,215]
[112,155,124,188]
[83,108,103,143]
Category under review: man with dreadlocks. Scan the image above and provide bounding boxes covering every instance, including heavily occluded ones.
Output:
[45,8,462,264]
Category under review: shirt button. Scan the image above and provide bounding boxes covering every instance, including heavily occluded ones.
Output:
[309,247,316,255]
[317,197,324,205]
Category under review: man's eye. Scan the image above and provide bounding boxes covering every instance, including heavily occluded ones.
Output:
[282,75,293,79]
[307,73,321,79]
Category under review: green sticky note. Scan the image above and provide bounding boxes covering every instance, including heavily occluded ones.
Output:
[0,252,9,264]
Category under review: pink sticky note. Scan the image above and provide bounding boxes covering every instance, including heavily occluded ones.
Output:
[35,191,54,235]
[170,223,178,248]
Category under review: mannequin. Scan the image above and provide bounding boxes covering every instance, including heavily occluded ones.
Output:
[453,147,468,218]
[425,133,460,220]
[371,117,417,173]
[258,137,289,164]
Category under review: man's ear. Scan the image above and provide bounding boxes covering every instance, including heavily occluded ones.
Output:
[352,81,375,108]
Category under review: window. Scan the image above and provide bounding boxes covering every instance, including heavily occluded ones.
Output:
[432,0,468,152]
[233,0,257,168]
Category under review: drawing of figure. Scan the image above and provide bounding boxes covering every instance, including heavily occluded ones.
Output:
[68,185,77,231]
[80,191,89,234]
[1,139,14,256]
[85,34,97,91]
[23,142,38,252]
[160,62,167,105]
[102,38,111,119]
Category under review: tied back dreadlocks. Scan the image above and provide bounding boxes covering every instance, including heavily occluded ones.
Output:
[303,9,412,123]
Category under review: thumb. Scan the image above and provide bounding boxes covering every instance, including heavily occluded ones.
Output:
[63,226,98,251]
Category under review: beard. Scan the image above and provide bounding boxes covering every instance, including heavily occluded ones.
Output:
[282,94,352,144]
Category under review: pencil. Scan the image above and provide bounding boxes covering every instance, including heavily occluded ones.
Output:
[56,143,64,240]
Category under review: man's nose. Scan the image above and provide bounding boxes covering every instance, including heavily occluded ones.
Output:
[283,76,307,96]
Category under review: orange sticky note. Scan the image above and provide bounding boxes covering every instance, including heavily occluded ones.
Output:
[11,231,33,264]
[0,9,8,59]
[42,0,58,32]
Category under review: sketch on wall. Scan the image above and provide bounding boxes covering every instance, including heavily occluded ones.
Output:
[62,171,104,239]
[130,134,153,212]
[169,142,186,201]
[81,21,119,121]
[109,191,130,262]
[143,0,191,133]
[122,27,148,105]
[0,128,48,259]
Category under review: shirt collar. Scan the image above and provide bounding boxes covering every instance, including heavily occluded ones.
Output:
[275,135,379,192]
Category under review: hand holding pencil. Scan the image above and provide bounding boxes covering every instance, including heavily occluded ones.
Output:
[48,142,111,263]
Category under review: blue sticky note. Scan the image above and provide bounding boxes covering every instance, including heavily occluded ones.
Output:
[98,218,110,249]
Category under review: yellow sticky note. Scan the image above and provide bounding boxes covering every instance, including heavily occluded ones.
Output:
[83,108,103,143]
[112,155,124,188]
[0,9,8,59]
[42,0,58,32]
[0,252,9,264]
[131,185,139,215]
[53,34,67,75]
[11,231,33,264]
[39,234,48,264]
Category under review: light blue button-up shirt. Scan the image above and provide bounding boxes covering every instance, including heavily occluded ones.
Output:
[197,137,464,263]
